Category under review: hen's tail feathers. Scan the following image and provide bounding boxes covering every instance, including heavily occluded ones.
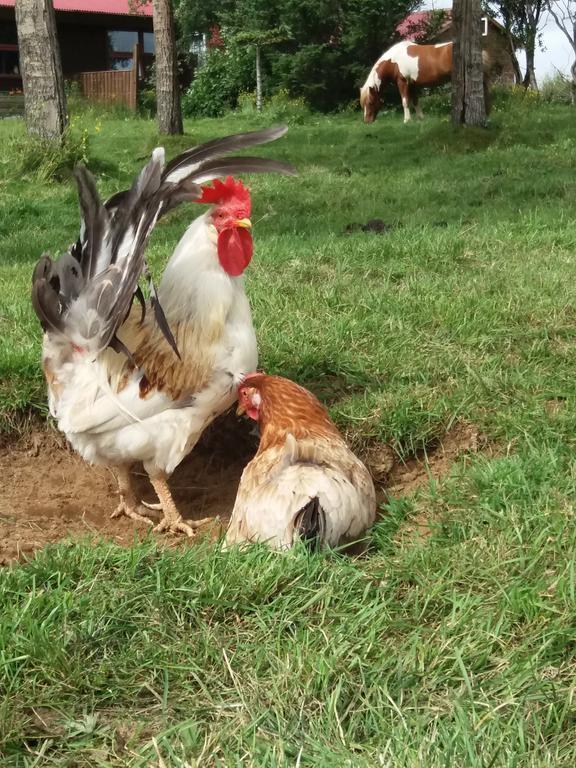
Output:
[295,497,326,551]
[31,125,296,360]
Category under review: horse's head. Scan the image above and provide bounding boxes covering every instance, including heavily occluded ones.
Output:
[360,85,382,124]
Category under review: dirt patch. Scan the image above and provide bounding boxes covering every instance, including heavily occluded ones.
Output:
[0,413,257,565]
[362,422,485,497]
[386,422,485,495]
[0,417,488,564]
[363,422,489,542]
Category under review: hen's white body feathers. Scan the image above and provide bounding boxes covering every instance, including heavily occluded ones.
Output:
[227,436,376,549]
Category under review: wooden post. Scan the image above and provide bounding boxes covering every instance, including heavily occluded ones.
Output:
[131,43,140,110]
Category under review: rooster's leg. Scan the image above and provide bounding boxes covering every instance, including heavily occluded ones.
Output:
[148,472,212,537]
[111,465,156,526]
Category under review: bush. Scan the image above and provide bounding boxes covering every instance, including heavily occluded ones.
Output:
[182,44,255,118]
[6,124,91,182]
[272,45,349,112]
[489,84,544,113]
[540,73,575,105]
[236,88,310,124]
[265,88,310,123]
[420,84,451,116]
[139,88,157,116]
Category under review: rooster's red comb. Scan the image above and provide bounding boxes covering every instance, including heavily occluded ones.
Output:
[197,176,250,206]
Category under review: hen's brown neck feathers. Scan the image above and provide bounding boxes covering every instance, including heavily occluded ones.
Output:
[249,375,342,452]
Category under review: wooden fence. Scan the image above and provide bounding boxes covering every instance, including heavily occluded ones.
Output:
[78,45,139,110]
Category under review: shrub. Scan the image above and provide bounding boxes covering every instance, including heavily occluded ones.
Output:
[139,88,157,116]
[420,84,451,116]
[182,44,255,118]
[237,88,311,124]
[490,84,541,112]
[264,88,310,124]
[540,73,575,105]
[272,45,348,112]
[6,125,90,182]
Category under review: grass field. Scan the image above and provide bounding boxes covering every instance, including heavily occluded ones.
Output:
[2,100,576,765]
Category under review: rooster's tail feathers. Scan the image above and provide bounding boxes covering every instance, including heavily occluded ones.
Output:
[31,125,296,358]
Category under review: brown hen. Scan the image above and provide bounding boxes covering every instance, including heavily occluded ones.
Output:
[226,374,376,549]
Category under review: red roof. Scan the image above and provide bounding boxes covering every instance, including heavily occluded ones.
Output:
[0,0,152,16]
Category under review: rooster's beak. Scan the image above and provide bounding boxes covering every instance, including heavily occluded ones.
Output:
[234,218,252,229]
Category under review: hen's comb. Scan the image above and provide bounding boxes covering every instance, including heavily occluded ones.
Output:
[197,176,250,206]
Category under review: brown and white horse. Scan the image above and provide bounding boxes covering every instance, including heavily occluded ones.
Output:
[360,40,488,124]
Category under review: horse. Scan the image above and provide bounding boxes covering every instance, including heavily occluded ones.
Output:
[360,40,489,124]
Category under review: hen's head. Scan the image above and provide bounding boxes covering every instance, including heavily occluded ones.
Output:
[198,176,253,277]
[237,373,341,448]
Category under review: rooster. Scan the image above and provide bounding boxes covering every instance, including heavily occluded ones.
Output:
[227,373,376,549]
[31,127,296,536]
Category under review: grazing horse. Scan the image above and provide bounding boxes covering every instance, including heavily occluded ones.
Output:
[360,40,489,124]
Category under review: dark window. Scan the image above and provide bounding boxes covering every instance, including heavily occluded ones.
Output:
[0,48,19,77]
[0,25,18,45]
[143,32,154,54]
[108,31,138,52]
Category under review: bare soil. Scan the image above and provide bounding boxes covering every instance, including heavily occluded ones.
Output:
[0,418,486,564]
[0,413,257,565]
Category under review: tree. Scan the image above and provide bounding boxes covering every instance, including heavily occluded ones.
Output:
[452,0,487,126]
[546,0,576,104]
[484,1,545,88]
[14,0,67,140]
[483,0,522,82]
[153,0,183,134]
[521,0,544,87]
[232,27,291,111]
[177,0,419,112]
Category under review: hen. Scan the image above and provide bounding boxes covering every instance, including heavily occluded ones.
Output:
[227,373,376,549]
[31,127,296,536]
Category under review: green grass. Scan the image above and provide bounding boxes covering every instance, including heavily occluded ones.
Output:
[2,101,576,765]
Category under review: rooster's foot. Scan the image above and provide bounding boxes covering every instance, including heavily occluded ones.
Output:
[153,513,214,538]
[111,500,156,526]
[148,474,214,538]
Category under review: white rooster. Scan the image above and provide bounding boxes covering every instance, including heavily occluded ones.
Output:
[32,126,296,536]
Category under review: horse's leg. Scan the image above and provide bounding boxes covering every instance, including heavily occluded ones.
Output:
[398,78,411,123]
[411,86,424,120]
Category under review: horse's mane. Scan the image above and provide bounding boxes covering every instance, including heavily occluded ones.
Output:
[361,67,380,93]
[360,66,380,107]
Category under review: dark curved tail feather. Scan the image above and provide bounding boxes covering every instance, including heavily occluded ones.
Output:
[295,497,326,550]
[31,125,297,359]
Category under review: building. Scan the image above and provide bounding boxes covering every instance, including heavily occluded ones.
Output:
[0,0,154,92]
[397,10,520,84]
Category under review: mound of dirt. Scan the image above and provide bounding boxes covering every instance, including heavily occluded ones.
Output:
[0,418,487,564]
[0,413,258,565]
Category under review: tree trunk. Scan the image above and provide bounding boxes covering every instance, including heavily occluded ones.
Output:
[451,0,487,127]
[572,20,576,106]
[255,45,262,112]
[15,0,67,140]
[507,33,523,85]
[153,0,183,135]
[522,39,538,90]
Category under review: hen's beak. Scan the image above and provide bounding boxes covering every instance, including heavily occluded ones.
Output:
[234,218,252,229]
[236,402,246,416]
